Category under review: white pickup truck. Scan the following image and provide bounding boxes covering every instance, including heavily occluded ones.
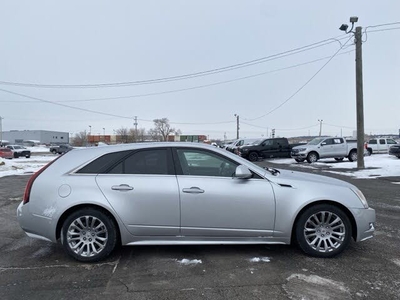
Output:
[291,137,358,163]
[366,138,398,154]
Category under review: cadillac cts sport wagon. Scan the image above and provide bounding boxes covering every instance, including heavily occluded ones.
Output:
[17,143,375,262]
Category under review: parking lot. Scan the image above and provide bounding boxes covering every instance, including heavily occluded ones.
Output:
[0,160,399,300]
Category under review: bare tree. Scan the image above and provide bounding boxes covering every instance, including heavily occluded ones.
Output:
[148,128,161,141]
[152,118,179,141]
[115,127,129,143]
[72,131,88,146]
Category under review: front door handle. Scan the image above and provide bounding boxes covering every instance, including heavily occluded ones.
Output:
[182,187,205,194]
[111,184,134,191]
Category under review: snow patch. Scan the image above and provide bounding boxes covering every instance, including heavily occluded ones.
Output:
[392,259,400,267]
[284,273,350,300]
[249,257,270,263]
[176,259,202,265]
[392,182,400,185]
[271,155,400,179]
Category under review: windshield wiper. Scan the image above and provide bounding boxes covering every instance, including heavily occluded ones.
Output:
[264,167,280,176]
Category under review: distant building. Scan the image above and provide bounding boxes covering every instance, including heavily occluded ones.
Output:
[2,130,69,145]
[168,134,207,142]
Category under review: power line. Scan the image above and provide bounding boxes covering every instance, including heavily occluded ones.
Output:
[241,121,319,131]
[244,36,353,121]
[0,36,349,89]
[0,50,355,104]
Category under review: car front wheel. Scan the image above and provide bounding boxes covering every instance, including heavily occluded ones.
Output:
[61,208,118,262]
[295,158,305,163]
[306,152,318,163]
[248,152,258,162]
[295,204,351,258]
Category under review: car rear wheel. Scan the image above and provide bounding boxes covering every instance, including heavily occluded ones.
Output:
[51,149,57,154]
[306,152,318,163]
[348,150,357,162]
[248,152,258,162]
[295,204,351,258]
[61,208,117,262]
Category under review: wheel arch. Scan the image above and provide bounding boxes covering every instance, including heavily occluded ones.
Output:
[56,204,122,245]
[290,200,357,244]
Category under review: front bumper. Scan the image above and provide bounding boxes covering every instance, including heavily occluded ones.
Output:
[291,152,307,158]
[350,207,376,242]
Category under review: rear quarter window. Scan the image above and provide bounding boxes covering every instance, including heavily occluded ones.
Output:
[76,151,131,174]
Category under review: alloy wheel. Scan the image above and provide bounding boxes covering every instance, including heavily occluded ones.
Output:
[303,211,346,253]
[66,215,108,257]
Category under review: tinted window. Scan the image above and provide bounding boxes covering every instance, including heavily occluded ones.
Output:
[379,139,385,144]
[109,149,169,175]
[176,149,238,177]
[387,139,397,144]
[77,151,130,174]
[369,140,377,144]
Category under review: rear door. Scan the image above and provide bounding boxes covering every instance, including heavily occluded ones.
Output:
[173,147,276,237]
[95,148,180,236]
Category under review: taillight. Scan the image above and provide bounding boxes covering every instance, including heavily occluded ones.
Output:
[23,156,62,204]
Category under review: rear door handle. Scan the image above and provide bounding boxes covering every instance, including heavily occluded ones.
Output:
[111,184,134,191]
[182,187,205,194]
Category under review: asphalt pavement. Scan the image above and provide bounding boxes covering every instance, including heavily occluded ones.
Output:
[0,161,399,300]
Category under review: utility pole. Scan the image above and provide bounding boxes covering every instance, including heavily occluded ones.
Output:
[134,116,138,142]
[0,116,3,146]
[234,114,239,139]
[339,16,365,169]
[355,26,365,168]
[318,119,323,136]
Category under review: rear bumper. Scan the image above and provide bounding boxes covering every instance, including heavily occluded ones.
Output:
[17,201,57,243]
[350,207,376,242]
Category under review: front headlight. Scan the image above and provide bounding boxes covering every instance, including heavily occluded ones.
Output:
[241,148,249,152]
[296,148,307,152]
[350,188,369,208]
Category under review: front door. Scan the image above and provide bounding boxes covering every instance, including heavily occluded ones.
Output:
[173,148,276,237]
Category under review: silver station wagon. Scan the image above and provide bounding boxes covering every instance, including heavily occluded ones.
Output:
[17,143,375,262]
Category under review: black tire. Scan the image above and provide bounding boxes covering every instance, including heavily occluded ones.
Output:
[334,158,344,161]
[306,152,318,163]
[348,150,357,162]
[367,148,372,156]
[295,158,305,163]
[61,208,118,262]
[13,153,19,158]
[25,155,30,158]
[248,152,258,162]
[51,149,57,154]
[295,204,352,258]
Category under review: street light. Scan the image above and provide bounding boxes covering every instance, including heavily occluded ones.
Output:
[88,125,92,135]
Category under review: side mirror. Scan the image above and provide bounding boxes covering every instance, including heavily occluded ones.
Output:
[234,165,252,179]
[321,142,327,146]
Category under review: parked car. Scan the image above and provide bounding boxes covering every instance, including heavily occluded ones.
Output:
[366,138,398,155]
[291,137,359,163]
[17,142,375,262]
[0,147,13,159]
[238,138,303,161]
[226,138,258,154]
[389,144,400,158]
[50,144,73,154]
[6,145,31,158]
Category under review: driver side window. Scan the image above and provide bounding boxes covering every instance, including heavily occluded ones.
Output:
[175,149,238,177]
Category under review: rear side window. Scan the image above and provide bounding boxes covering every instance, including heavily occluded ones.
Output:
[108,149,172,175]
[379,139,385,144]
[77,151,130,174]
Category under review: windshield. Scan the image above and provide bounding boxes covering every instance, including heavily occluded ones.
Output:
[251,139,263,145]
[308,137,326,145]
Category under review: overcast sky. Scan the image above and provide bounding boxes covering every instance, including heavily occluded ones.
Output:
[1,0,399,140]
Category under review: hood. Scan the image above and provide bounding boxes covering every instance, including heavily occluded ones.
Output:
[267,168,355,189]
